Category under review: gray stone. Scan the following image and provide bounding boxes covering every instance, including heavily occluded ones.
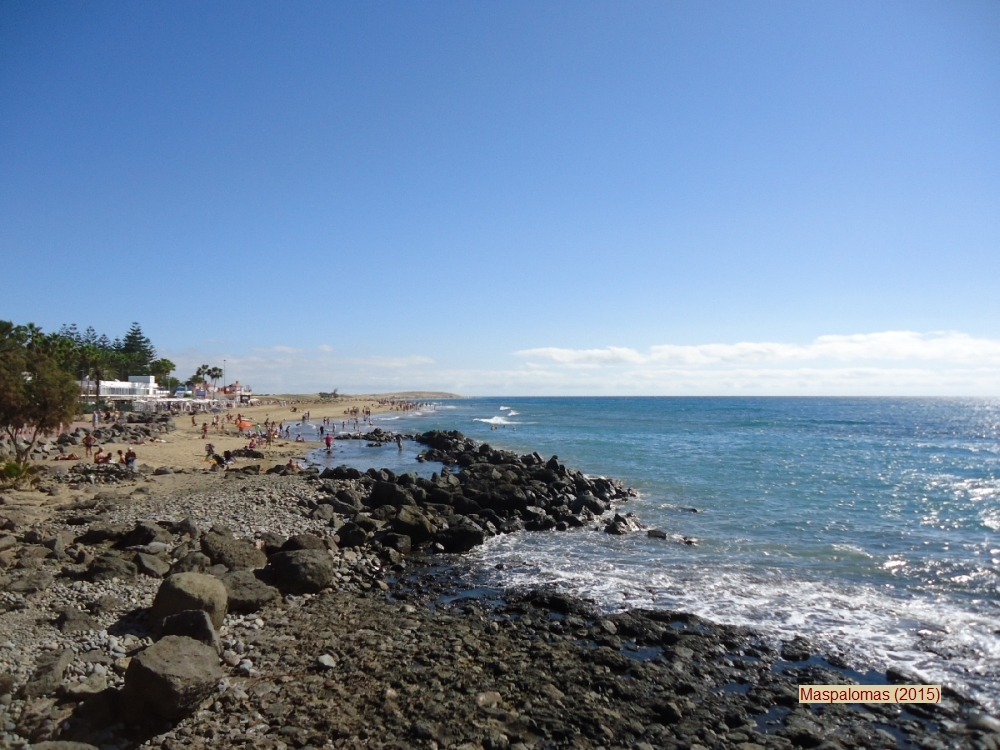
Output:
[135,552,171,578]
[4,570,54,593]
[87,553,136,580]
[20,649,73,699]
[31,742,101,750]
[169,551,212,575]
[200,531,266,570]
[221,569,280,613]
[54,607,98,633]
[268,549,335,594]
[151,572,228,629]
[122,635,222,720]
[281,533,327,552]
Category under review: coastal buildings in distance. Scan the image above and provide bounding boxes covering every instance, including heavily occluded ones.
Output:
[79,375,255,409]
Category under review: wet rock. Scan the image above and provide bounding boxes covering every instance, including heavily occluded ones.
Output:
[151,572,228,629]
[604,512,642,535]
[433,516,486,553]
[200,530,266,570]
[381,532,412,554]
[31,741,100,750]
[122,635,222,720]
[221,569,280,613]
[781,636,812,662]
[268,549,335,594]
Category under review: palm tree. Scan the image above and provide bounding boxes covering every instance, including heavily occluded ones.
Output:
[206,366,223,395]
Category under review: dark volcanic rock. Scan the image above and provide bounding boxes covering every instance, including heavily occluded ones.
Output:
[390,506,437,543]
[159,609,221,654]
[280,533,327,552]
[169,551,212,575]
[433,515,487,553]
[220,569,280,613]
[55,607,98,633]
[20,648,73,698]
[200,531,266,570]
[268,549,335,594]
[150,572,228,629]
[369,481,414,508]
[122,635,222,720]
[334,522,367,548]
[86,553,136,581]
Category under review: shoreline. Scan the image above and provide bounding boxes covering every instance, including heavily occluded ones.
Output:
[0,424,993,748]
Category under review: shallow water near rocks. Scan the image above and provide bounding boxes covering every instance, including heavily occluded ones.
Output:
[315,397,999,713]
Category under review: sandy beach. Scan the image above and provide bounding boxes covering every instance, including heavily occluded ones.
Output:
[52,392,459,473]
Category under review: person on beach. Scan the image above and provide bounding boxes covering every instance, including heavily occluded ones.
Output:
[125,448,136,467]
[202,422,209,438]
[325,433,333,453]
[83,433,96,458]
[396,435,403,451]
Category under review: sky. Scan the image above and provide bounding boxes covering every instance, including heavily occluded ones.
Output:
[1,1,998,395]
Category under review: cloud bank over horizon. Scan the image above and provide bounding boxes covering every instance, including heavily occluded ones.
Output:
[166,330,1000,397]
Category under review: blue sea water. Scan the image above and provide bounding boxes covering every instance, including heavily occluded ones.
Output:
[310,397,1000,711]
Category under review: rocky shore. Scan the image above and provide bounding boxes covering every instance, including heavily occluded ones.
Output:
[0,428,994,749]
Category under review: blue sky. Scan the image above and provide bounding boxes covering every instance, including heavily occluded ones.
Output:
[2,1,998,395]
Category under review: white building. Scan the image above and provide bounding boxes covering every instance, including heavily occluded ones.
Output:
[80,375,170,402]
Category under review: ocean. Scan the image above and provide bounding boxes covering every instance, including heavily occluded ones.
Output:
[307,397,1000,712]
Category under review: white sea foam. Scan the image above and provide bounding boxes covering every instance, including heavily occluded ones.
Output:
[500,406,511,411]
[473,416,520,425]
[507,410,519,416]
[467,531,1000,713]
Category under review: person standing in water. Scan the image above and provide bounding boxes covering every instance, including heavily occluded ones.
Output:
[325,433,334,454]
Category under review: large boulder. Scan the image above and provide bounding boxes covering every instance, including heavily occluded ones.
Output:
[200,531,266,570]
[390,506,437,543]
[433,516,487,553]
[333,522,367,548]
[368,481,414,508]
[87,553,137,581]
[122,636,222,720]
[150,572,228,629]
[267,549,334,594]
[221,570,280,613]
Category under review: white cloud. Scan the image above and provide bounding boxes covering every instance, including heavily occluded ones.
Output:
[161,331,1000,396]
[518,331,1000,367]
